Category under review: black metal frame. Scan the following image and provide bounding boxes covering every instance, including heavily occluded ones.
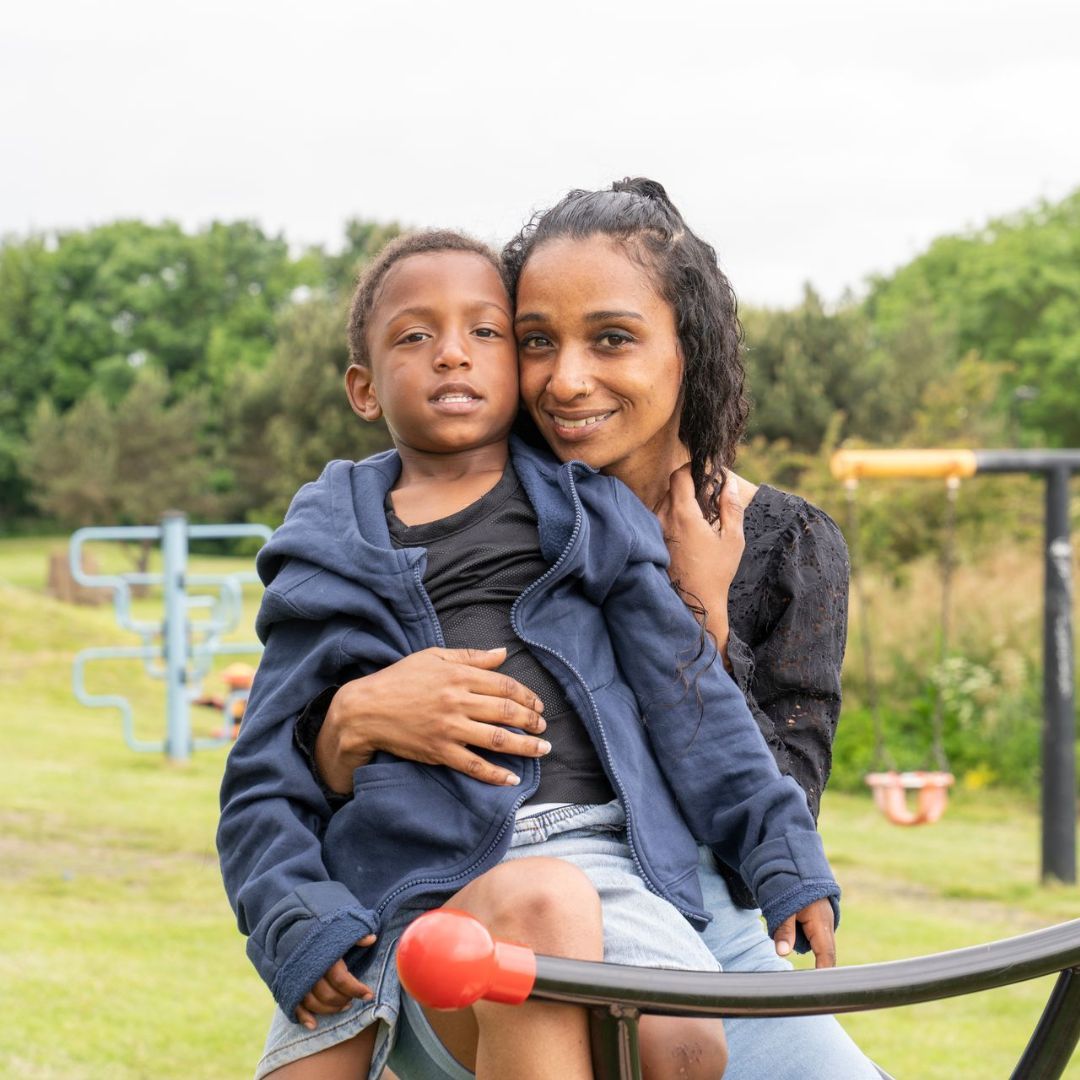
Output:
[526,919,1080,1079]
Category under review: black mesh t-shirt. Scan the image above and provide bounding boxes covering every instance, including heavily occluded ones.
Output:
[296,463,614,810]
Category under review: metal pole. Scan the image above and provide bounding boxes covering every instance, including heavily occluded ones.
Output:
[1043,469,1076,883]
[161,511,190,763]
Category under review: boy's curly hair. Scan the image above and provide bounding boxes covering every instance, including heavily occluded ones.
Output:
[347,230,502,368]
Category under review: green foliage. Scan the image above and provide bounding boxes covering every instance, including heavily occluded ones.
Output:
[865,188,1080,446]
[23,368,214,529]
[0,220,305,517]
[217,294,393,525]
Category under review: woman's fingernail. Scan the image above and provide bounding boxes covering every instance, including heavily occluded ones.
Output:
[776,940,791,956]
[537,740,552,755]
[504,773,520,786]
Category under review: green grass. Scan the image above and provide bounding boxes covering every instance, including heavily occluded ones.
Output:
[2,536,1078,1078]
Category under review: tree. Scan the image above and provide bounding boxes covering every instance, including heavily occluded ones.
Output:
[22,369,214,566]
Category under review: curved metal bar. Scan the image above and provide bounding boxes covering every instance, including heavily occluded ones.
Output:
[530,920,1080,1018]
[72,645,164,753]
[1011,968,1080,1080]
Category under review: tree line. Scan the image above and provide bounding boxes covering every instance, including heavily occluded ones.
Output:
[2,190,1078,541]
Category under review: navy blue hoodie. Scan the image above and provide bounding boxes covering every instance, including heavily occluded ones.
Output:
[218,438,840,1019]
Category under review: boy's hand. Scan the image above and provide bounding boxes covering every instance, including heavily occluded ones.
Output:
[772,899,836,969]
[295,934,377,1030]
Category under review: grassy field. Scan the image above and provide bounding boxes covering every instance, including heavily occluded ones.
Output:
[1,535,1078,1079]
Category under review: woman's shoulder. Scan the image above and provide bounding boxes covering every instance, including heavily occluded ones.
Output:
[744,484,846,558]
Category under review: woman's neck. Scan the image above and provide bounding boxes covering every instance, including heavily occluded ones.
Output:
[605,442,691,512]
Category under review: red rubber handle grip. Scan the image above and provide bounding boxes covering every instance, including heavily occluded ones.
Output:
[396,909,537,1010]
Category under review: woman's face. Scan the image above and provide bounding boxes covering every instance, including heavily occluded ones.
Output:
[515,236,684,482]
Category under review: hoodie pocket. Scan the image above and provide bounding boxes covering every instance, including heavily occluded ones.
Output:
[322,760,509,911]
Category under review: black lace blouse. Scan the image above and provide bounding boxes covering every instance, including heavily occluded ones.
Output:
[719,483,850,906]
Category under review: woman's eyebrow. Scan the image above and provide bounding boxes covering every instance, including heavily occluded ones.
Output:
[585,310,644,322]
[514,311,546,325]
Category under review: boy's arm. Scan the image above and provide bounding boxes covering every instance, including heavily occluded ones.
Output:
[217,614,380,1020]
[602,482,840,947]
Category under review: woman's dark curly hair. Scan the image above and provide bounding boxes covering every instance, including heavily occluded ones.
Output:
[502,178,749,523]
[347,230,502,368]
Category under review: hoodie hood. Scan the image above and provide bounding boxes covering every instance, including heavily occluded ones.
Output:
[254,439,584,643]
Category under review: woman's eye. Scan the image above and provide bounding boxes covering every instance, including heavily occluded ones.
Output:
[520,333,553,350]
[599,331,632,348]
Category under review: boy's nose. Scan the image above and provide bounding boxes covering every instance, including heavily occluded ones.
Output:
[434,337,470,369]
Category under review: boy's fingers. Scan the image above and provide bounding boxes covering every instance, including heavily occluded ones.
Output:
[356,934,377,948]
[773,916,796,958]
[326,959,376,1000]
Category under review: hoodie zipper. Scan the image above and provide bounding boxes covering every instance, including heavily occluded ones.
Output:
[508,464,700,923]
[373,563,539,916]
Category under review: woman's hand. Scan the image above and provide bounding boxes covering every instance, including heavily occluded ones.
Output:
[655,464,746,666]
[314,647,550,795]
[772,899,837,969]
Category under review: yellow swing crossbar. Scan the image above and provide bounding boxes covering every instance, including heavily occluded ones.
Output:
[830,449,978,481]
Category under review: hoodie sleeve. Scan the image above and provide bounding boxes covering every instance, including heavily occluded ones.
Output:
[217,609,379,1020]
[601,481,840,946]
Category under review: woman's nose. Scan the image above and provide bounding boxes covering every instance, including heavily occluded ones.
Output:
[545,350,592,401]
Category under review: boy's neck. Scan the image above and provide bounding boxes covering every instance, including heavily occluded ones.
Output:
[390,440,510,526]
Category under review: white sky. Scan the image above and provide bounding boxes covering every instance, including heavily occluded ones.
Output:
[3,0,1078,307]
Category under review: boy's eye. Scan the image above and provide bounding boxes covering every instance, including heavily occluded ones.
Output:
[399,331,430,345]
[519,332,553,350]
[474,327,499,338]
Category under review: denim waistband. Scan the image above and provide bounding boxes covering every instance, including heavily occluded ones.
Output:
[510,799,625,847]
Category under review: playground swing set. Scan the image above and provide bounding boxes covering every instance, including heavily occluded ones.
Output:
[68,448,1080,1077]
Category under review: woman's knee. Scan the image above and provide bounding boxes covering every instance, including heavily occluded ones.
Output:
[452,856,603,957]
[639,1016,728,1080]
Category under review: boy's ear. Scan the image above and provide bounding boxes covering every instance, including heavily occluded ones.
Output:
[345,364,382,422]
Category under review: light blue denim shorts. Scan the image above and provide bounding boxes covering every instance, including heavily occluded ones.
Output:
[255,800,718,1079]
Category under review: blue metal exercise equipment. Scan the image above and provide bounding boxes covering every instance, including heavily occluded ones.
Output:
[69,511,270,762]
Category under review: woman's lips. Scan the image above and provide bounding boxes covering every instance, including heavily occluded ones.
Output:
[547,410,614,441]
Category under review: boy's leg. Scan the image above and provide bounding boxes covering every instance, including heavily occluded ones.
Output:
[262,1023,376,1080]
[420,856,602,1080]
[639,1016,728,1080]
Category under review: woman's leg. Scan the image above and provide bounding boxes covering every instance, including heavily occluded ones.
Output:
[697,850,883,1080]
[421,856,603,1080]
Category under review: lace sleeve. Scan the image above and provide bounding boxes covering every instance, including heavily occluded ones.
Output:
[737,500,850,821]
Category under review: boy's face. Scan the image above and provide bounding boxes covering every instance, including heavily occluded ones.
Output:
[347,252,518,457]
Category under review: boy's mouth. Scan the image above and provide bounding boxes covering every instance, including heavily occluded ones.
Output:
[430,382,483,413]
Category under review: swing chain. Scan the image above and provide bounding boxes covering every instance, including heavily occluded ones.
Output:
[844,478,896,772]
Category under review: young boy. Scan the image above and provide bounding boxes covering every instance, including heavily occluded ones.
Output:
[218,231,840,1080]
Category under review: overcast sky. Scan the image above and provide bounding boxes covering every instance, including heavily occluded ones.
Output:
[3,0,1078,307]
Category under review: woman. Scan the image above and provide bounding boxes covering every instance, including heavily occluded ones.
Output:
[306,179,878,1079]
